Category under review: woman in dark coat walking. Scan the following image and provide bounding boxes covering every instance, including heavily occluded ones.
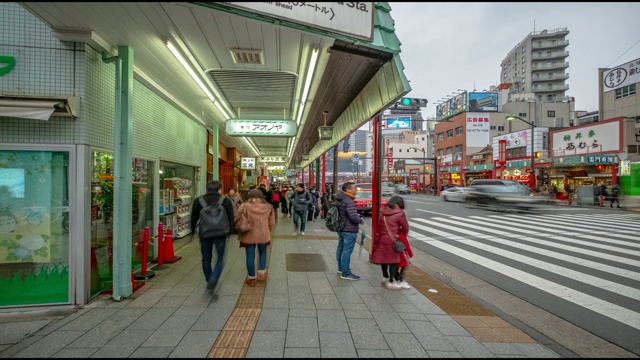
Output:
[370,195,410,290]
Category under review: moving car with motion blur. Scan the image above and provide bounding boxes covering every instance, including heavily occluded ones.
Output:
[395,184,411,195]
[354,190,388,215]
[440,187,472,202]
[465,184,543,212]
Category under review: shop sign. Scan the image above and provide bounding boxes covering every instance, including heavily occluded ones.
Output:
[260,156,287,163]
[586,155,615,164]
[466,112,491,147]
[472,154,484,160]
[620,160,631,175]
[271,170,284,174]
[225,2,374,41]
[551,118,622,156]
[240,157,255,170]
[441,154,453,163]
[267,165,285,171]
[226,120,296,137]
[0,56,16,76]
[602,57,640,92]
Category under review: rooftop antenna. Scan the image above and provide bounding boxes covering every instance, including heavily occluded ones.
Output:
[473,81,476,91]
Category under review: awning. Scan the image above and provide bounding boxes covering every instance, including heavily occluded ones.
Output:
[0,97,79,121]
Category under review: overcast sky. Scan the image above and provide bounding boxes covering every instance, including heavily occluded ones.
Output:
[389,2,640,117]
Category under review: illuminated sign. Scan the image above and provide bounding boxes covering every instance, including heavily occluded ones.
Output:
[267,165,285,171]
[385,117,411,129]
[240,157,256,170]
[468,92,499,112]
[260,156,287,163]
[226,120,296,137]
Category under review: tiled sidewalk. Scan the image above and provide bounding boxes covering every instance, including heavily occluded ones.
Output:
[0,214,561,358]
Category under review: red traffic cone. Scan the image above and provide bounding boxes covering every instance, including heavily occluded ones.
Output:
[162,228,182,264]
[131,271,145,293]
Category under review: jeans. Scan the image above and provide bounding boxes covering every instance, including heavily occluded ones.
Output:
[337,232,357,276]
[200,237,227,284]
[293,209,307,232]
[245,243,268,277]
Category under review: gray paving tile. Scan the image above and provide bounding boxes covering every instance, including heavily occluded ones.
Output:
[397,312,427,321]
[13,331,85,358]
[513,343,561,358]
[208,294,240,308]
[247,331,286,358]
[356,349,394,358]
[427,314,471,336]
[0,335,44,358]
[256,309,289,331]
[383,333,429,358]
[483,342,526,355]
[309,278,335,295]
[90,329,155,358]
[347,318,388,350]
[0,320,50,345]
[312,293,343,309]
[351,280,381,295]
[404,320,457,352]
[333,287,363,304]
[263,294,289,309]
[168,330,218,358]
[191,307,234,331]
[285,317,319,348]
[0,345,9,353]
[181,290,215,308]
[427,350,464,357]
[153,295,187,308]
[344,309,373,319]
[284,347,321,358]
[371,311,411,333]
[126,288,171,308]
[142,308,205,347]
[404,294,447,315]
[59,308,119,331]
[289,308,317,318]
[446,335,495,358]
[376,286,411,304]
[320,332,358,358]
[113,307,148,319]
[67,316,136,348]
[392,302,422,313]
[287,272,310,287]
[130,346,173,358]
[360,294,394,312]
[317,309,349,332]
[265,281,288,295]
[51,347,99,358]
[127,308,176,330]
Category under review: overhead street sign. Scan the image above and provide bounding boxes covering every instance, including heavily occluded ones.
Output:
[226,119,296,137]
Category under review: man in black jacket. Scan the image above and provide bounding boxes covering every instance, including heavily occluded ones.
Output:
[336,182,364,281]
[265,185,282,222]
[190,181,235,290]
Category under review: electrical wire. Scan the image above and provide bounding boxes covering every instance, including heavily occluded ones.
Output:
[605,38,640,69]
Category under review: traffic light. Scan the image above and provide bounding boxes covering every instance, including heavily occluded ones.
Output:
[399,97,428,107]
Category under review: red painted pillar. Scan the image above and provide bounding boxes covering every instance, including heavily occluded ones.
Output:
[321,153,326,193]
[302,167,305,187]
[309,164,315,188]
[612,163,617,185]
[372,114,381,245]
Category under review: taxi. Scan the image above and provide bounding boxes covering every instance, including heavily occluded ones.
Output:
[354,190,388,214]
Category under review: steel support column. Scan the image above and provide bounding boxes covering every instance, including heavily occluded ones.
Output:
[332,146,339,195]
[321,153,326,194]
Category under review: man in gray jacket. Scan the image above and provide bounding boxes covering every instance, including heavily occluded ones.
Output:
[336,182,364,280]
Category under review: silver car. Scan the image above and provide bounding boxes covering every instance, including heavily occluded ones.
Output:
[441,187,472,202]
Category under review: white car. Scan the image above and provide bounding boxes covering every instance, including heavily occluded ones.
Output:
[441,187,471,202]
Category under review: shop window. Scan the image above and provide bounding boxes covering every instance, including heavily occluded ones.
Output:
[455,127,463,135]
[0,150,70,306]
[615,84,636,99]
[159,162,195,239]
[506,147,527,158]
[498,126,505,131]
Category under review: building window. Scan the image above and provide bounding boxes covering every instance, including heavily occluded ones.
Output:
[399,149,402,153]
[446,147,453,155]
[446,129,453,138]
[547,94,554,101]
[547,110,556,117]
[636,115,640,124]
[628,145,639,154]
[437,133,444,141]
[414,149,418,153]
[490,126,496,130]
[455,145,463,154]
[522,66,525,73]
[498,126,505,131]
[437,149,444,157]
[455,127,463,135]
[615,84,636,99]
[519,112,527,117]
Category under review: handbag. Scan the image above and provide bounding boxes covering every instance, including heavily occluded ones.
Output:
[383,216,405,253]
[236,206,251,235]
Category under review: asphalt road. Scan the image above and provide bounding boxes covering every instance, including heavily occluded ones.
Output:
[363,193,640,357]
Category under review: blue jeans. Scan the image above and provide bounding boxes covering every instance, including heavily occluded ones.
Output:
[200,237,227,283]
[292,209,307,232]
[337,232,357,276]
[245,243,268,277]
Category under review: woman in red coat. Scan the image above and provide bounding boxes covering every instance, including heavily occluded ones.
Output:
[370,195,410,290]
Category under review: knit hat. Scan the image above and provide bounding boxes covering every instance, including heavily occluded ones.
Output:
[247,188,265,199]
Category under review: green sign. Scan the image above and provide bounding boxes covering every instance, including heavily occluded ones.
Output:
[0,56,16,76]
[226,120,296,137]
[586,155,615,164]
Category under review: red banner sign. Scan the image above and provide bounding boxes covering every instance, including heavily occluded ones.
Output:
[498,139,507,164]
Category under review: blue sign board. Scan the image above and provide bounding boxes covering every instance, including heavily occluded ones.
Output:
[385,117,411,129]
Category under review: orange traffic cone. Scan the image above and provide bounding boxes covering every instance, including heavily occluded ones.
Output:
[162,228,182,264]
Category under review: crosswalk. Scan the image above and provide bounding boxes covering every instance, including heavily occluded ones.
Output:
[406,212,640,351]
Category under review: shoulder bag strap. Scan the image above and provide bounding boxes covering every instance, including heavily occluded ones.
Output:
[198,196,207,208]
[217,194,226,205]
[383,216,395,239]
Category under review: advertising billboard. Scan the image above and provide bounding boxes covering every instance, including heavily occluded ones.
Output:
[550,117,623,156]
[602,57,640,92]
[384,116,411,129]
[468,92,498,112]
[435,91,467,121]
[465,112,491,147]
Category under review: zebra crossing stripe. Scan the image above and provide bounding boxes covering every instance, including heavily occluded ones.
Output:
[408,230,640,331]
[497,214,637,235]
[562,213,640,227]
[425,216,640,281]
[533,213,640,231]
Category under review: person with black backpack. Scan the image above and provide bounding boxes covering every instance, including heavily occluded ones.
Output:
[190,181,235,290]
[291,183,312,236]
[335,182,364,281]
[266,185,282,223]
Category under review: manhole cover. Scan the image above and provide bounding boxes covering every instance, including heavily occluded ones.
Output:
[286,253,328,272]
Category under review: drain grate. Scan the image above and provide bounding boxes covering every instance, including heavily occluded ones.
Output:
[286,253,328,272]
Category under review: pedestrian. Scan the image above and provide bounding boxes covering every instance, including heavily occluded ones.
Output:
[227,188,243,216]
[287,185,295,218]
[610,183,621,208]
[309,186,320,221]
[235,188,275,287]
[290,183,312,235]
[280,185,289,218]
[565,183,574,206]
[265,185,282,222]
[370,195,410,289]
[336,182,365,280]
[321,191,330,219]
[599,182,608,207]
[190,181,235,290]
[258,183,268,198]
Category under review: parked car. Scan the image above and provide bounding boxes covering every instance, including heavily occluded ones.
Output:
[395,184,411,195]
[465,185,542,212]
[354,190,388,214]
[440,187,472,202]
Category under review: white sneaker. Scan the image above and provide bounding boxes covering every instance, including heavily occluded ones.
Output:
[300,231,305,235]
[385,281,401,290]
[292,232,298,236]
[381,277,390,285]
[399,280,411,289]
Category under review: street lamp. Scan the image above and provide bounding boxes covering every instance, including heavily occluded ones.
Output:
[505,114,535,192]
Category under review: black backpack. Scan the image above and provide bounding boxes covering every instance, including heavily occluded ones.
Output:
[325,200,346,232]
[197,195,230,239]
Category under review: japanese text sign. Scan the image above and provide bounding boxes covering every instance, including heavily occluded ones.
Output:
[240,157,256,170]
[267,165,285,171]
[466,112,491,147]
[586,156,615,164]
[603,57,640,92]
[550,119,622,156]
[226,120,296,137]
[260,156,287,163]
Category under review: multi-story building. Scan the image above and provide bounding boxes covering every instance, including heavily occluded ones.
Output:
[500,28,570,102]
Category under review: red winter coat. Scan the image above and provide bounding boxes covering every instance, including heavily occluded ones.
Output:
[370,206,409,265]
[398,232,413,268]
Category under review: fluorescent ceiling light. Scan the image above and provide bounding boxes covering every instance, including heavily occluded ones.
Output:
[288,136,296,159]
[296,103,305,126]
[296,45,320,126]
[166,40,229,120]
[245,137,259,155]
